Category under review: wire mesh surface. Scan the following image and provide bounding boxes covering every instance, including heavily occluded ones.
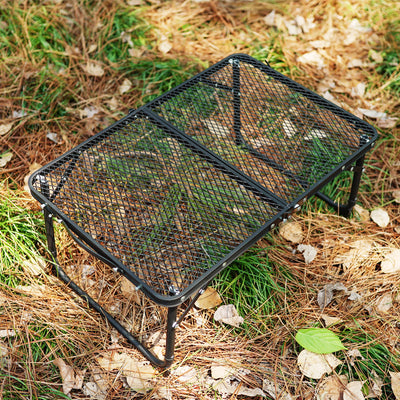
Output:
[30,54,377,303]
[148,54,376,203]
[31,111,280,298]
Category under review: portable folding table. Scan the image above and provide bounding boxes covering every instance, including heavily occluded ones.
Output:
[29,54,378,368]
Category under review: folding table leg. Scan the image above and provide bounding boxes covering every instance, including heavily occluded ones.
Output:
[43,208,178,368]
[315,154,365,217]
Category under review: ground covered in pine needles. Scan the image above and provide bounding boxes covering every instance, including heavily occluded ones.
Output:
[0,0,399,398]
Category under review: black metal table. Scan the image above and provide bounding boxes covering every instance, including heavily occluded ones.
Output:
[29,54,377,368]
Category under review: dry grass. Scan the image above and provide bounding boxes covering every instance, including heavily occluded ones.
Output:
[1,0,399,398]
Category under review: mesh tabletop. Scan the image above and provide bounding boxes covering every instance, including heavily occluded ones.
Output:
[29,54,377,305]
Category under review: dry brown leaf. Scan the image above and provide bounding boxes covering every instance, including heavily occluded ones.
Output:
[0,329,16,338]
[370,208,390,228]
[333,239,373,269]
[263,379,294,400]
[297,50,325,68]
[381,249,400,273]
[297,244,317,264]
[212,379,264,398]
[83,62,105,77]
[158,34,172,54]
[321,314,343,327]
[211,362,237,379]
[353,204,370,222]
[15,284,46,297]
[119,78,132,95]
[22,258,46,276]
[375,293,393,314]
[203,119,231,137]
[195,287,222,309]
[96,352,156,393]
[282,118,297,137]
[0,152,13,168]
[297,349,342,379]
[343,381,365,400]
[214,304,244,327]
[317,375,348,400]
[173,365,200,384]
[82,382,106,400]
[376,117,398,129]
[279,221,303,243]
[0,122,13,136]
[120,279,141,304]
[53,358,84,395]
[392,190,400,204]
[390,372,400,400]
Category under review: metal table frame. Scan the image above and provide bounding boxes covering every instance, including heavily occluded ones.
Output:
[29,54,378,368]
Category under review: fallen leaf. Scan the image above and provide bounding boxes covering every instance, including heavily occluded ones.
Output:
[333,239,373,269]
[120,31,133,47]
[347,349,365,366]
[393,190,400,204]
[351,83,366,98]
[0,329,16,338]
[212,378,264,397]
[347,59,364,68]
[22,258,46,276]
[390,372,400,400]
[317,282,347,309]
[357,108,387,120]
[83,62,105,77]
[120,279,141,304]
[53,358,84,395]
[317,375,348,400]
[88,43,97,53]
[304,129,328,141]
[173,365,199,384]
[297,244,317,264]
[158,34,172,54]
[13,110,27,118]
[96,352,155,393]
[214,304,244,328]
[321,314,343,327]
[279,221,303,243]
[82,382,106,400]
[263,379,294,400]
[203,119,231,137]
[322,91,341,106]
[211,362,237,379]
[79,106,99,119]
[376,117,398,129]
[375,293,393,314]
[119,78,132,95]
[195,287,222,309]
[297,349,342,379]
[297,50,325,68]
[295,328,346,354]
[381,249,400,273]
[369,50,383,63]
[282,118,297,137]
[46,132,63,144]
[264,10,276,26]
[353,204,370,222]
[284,19,302,35]
[15,284,46,296]
[369,371,383,397]
[0,122,13,136]
[0,152,13,168]
[370,208,390,228]
[343,381,365,400]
